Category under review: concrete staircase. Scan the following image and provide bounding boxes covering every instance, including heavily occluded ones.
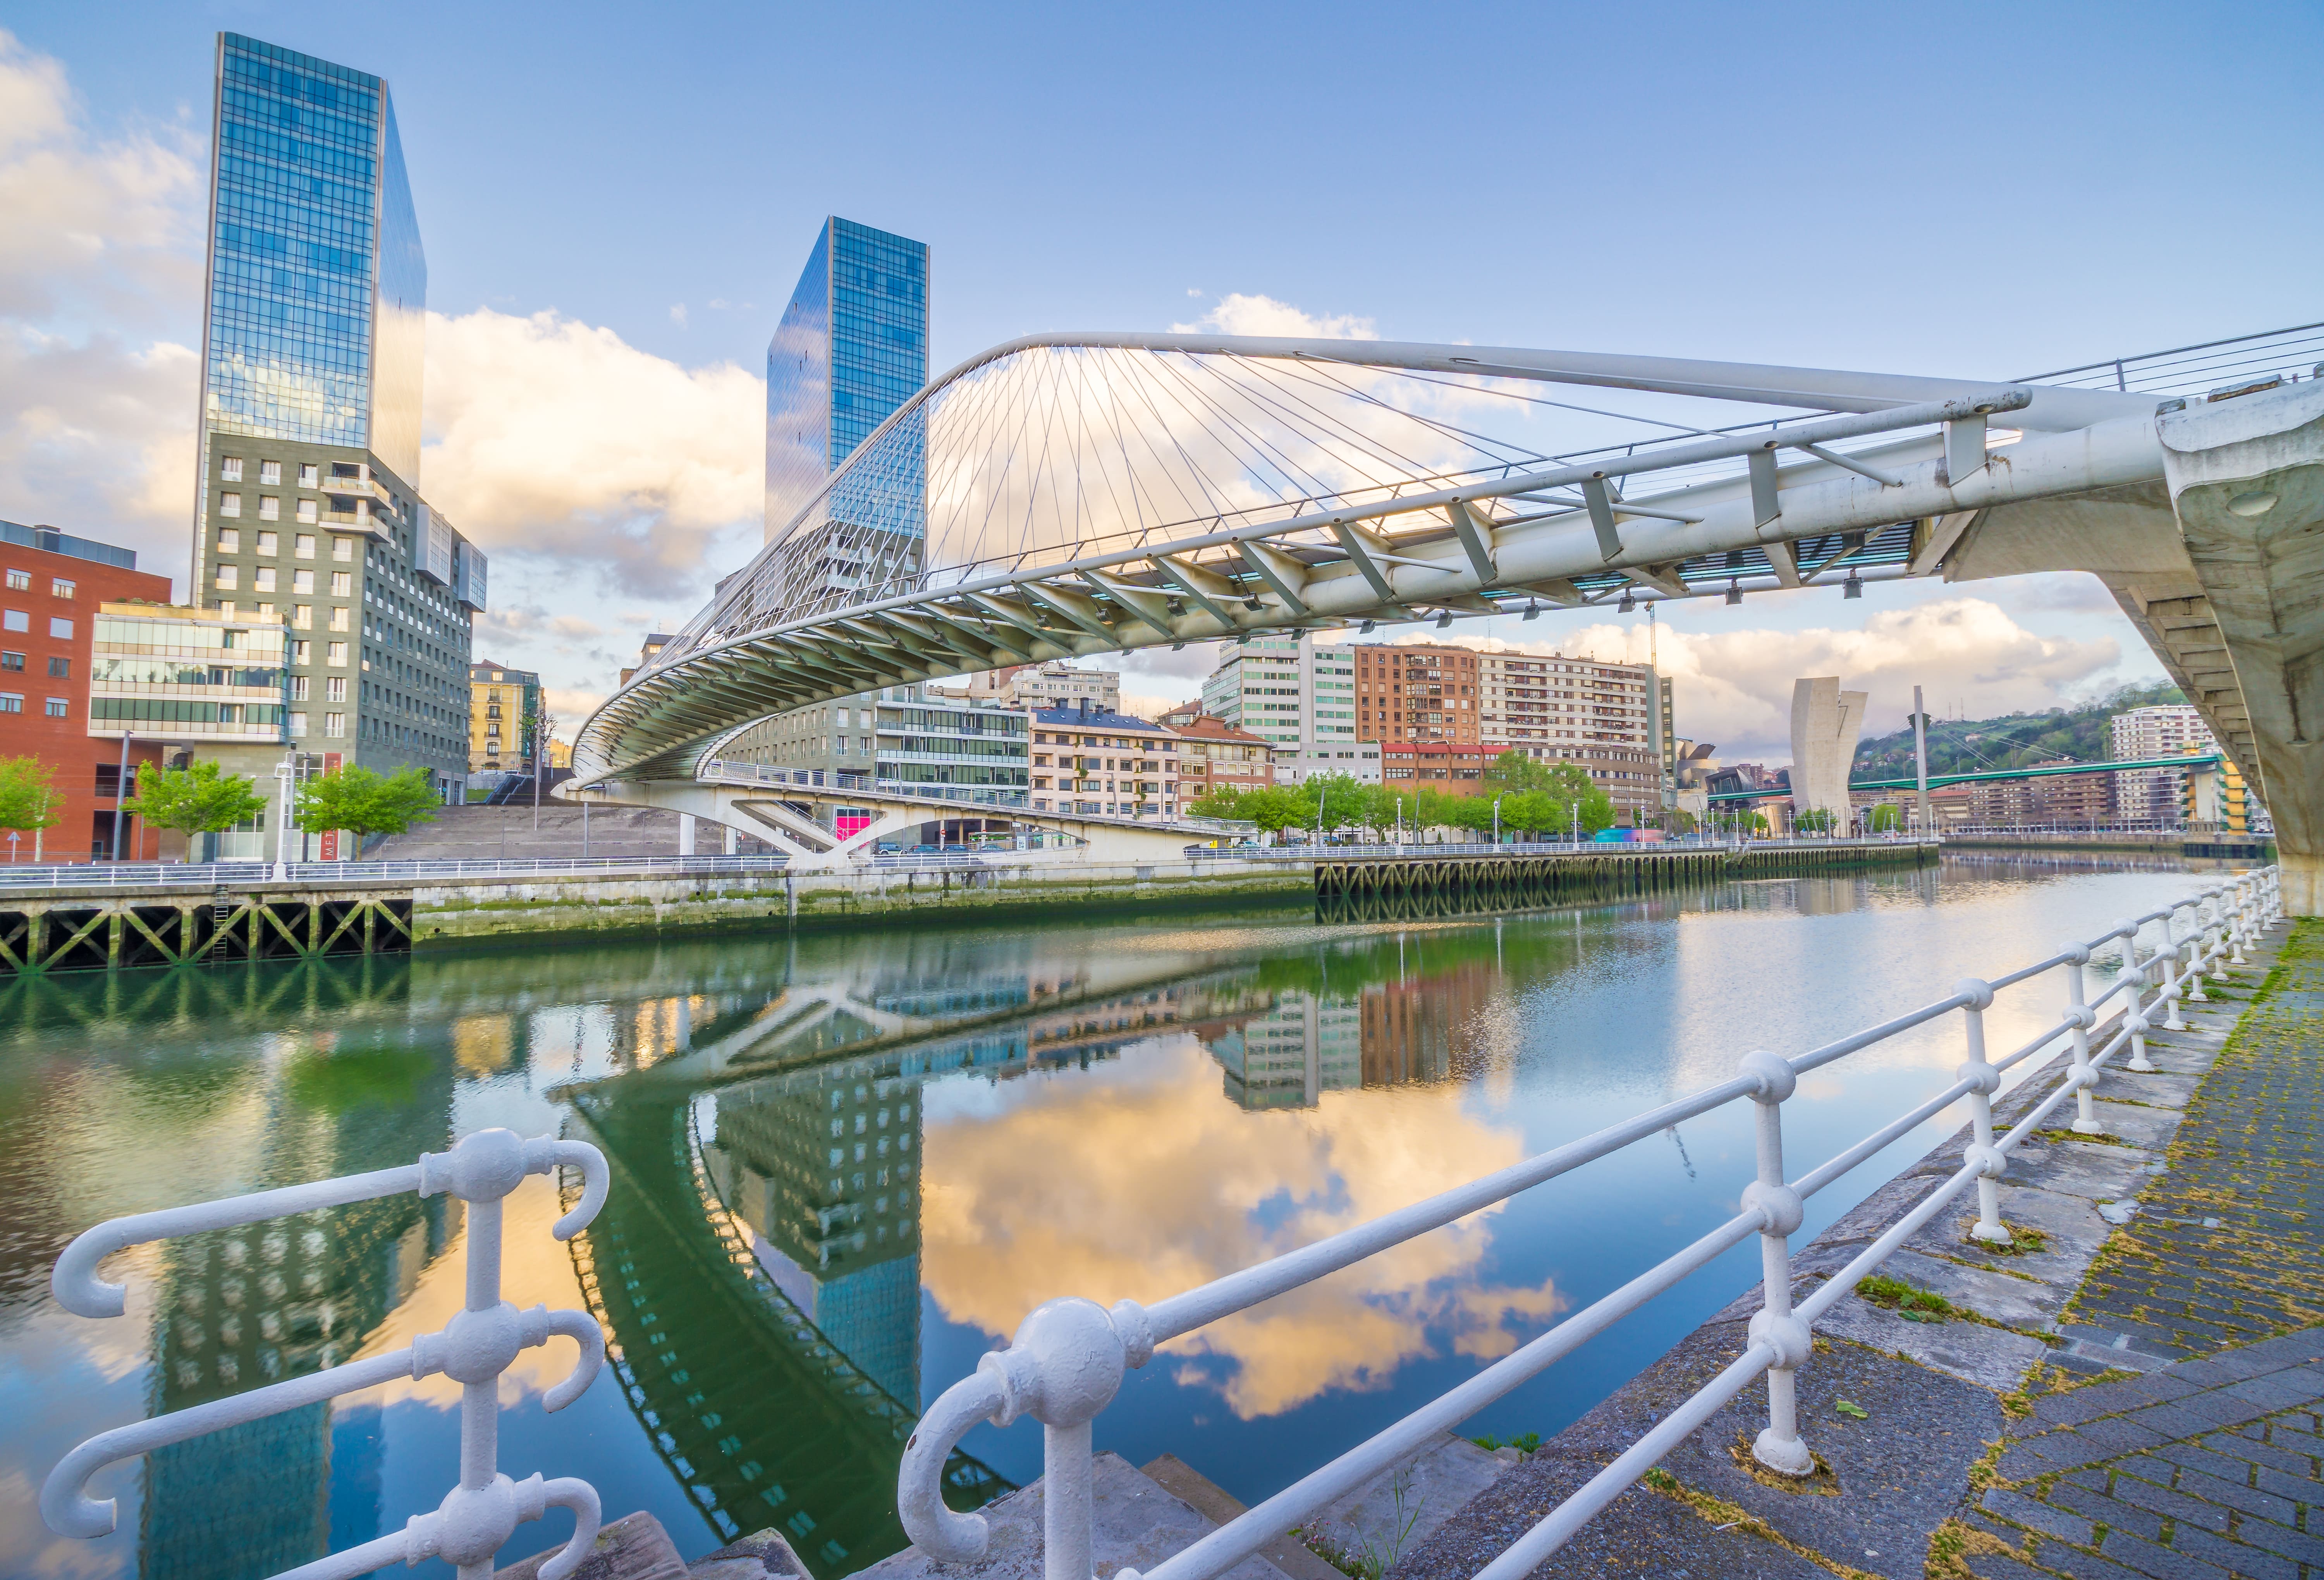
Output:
[370,804,774,861]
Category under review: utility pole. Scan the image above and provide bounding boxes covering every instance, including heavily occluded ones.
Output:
[272,754,295,882]
[1912,684,1932,836]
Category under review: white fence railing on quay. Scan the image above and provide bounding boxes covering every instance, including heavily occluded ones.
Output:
[0,854,798,895]
[895,868,2283,1580]
[1197,835,1938,860]
[41,1128,613,1580]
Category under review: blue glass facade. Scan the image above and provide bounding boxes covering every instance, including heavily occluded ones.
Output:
[763,218,928,544]
[201,34,424,482]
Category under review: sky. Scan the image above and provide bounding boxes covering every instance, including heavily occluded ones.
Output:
[3,1,2318,762]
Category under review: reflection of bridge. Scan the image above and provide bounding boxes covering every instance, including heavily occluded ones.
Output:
[571,326,2324,908]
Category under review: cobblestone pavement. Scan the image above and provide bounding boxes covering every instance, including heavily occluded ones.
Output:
[1963,918,2323,1579]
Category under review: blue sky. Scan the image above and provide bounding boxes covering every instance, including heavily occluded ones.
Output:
[4,1,2319,756]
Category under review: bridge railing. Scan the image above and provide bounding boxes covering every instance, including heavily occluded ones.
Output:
[41,1128,613,1580]
[896,869,2281,1580]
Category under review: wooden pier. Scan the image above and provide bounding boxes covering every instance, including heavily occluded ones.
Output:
[1314,840,1937,921]
[0,885,414,973]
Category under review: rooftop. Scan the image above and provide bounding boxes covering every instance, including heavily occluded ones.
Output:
[2,519,137,570]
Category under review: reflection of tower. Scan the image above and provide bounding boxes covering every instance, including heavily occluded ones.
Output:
[141,1048,457,1580]
[1208,991,1362,1110]
[706,1073,923,1405]
[1360,962,1497,1087]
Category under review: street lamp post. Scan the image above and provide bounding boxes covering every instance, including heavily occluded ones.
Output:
[1493,795,1502,847]
[272,754,296,882]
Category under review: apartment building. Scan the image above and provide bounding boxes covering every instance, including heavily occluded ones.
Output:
[743,683,1029,819]
[1158,708,1276,801]
[2109,704,2214,826]
[960,662,1120,711]
[1963,761,2118,827]
[0,523,173,860]
[1199,633,1356,754]
[1352,643,1480,744]
[468,661,540,773]
[1031,700,1179,818]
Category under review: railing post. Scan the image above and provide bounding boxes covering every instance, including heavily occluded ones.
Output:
[2110,917,2157,1076]
[2156,910,2186,1032]
[2073,939,2110,1134]
[2228,879,2250,964]
[1738,1049,1813,1477]
[2182,898,2210,1004]
[1956,978,2013,1240]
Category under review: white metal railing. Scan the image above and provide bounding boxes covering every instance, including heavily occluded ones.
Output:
[42,1128,613,1580]
[895,868,2282,1580]
[0,854,796,894]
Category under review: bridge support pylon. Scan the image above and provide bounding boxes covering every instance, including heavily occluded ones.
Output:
[2154,383,2324,916]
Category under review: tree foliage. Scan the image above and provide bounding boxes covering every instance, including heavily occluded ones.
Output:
[295,766,440,850]
[1853,680,2186,781]
[1185,752,1616,842]
[0,756,64,835]
[1793,807,1836,835]
[121,759,267,838]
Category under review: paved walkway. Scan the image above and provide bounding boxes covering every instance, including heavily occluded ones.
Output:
[1394,913,2319,1580]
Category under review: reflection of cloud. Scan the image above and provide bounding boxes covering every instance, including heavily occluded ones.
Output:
[354,1176,596,1408]
[921,1039,1562,1420]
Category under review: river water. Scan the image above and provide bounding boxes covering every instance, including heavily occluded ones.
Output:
[0,852,2214,1580]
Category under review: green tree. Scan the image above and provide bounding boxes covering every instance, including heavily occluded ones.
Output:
[0,755,64,860]
[1870,802,1902,833]
[1186,786,1244,821]
[295,765,441,855]
[1238,786,1307,840]
[1794,807,1836,835]
[122,759,266,859]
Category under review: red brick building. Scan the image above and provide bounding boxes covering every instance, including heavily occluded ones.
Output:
[1157,708,1274,800]
[0,523,172,860]
[1353,644,1481,744]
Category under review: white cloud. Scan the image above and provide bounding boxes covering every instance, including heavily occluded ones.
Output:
[0,29,204,584]
[1171,291,1376,340]
[668,302,687,328]
[419,306,763,596]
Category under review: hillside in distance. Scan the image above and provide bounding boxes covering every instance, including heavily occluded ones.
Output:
[1853,682,2189,781]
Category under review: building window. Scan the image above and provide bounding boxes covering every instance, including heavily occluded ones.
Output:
[324,713,345,737]
[50,579,74,600]
[289,711,308,738]
[292,639,311,665]
[292,569,314,594]
[254,567,277,592]
[46,656,67,678]
[44,697,66,718]
[298,463,318,488]
[292,604,311,629]
[332,537,354,562]
[326,641,347,666]
[289,676,310,701]
[46,617,69,639]
[220,457,243,482]
[297,498,318,524]
[3,571,24,592]
[256,460,282,485]
[218,493,242,519]
[331,572,352,596]
[256,530,278,556]
[0,653,19,672]
[215,566,239,590]
[328,606,349,632]
[259,496,279,521]
[326,677,346,703]
[0,693,18,713]
[294,534,315,560]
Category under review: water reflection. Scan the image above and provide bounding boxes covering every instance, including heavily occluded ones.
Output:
[0,855,2217,1580]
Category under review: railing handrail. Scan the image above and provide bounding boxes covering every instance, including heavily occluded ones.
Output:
[894,867,2282,1580]
[42,1128,615,1580]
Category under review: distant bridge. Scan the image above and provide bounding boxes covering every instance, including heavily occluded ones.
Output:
[569,323,2324,910]
[1706,752,2229,805]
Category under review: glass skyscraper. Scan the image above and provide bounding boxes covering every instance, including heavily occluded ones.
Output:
[763,219,929,611]
[188,34,483,800]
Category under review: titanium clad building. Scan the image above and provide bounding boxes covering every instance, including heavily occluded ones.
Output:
[763,218,930,598]
[190,34,482,799]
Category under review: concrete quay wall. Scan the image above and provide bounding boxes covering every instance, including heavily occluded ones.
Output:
[408,857,1315,945]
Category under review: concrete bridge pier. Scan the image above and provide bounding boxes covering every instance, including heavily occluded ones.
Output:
[2155,382,2324,915]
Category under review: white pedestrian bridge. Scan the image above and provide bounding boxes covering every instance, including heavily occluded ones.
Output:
[569,323,2324,906]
